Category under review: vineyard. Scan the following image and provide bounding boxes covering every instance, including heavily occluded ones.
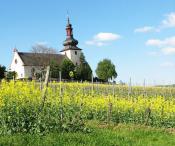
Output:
[0,80,175,136]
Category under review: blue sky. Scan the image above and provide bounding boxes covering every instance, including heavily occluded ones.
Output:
[0,0,175,85]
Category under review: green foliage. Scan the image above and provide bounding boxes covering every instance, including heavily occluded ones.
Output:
[1,122,175,146]
[69,71,74,79]
[50,60,60,78]
[0,65,6,80]
[60,58,75,80]
[0,81,88,135]
[96,59,117,81]
[6,71,17,80]
[75,53,92,81]
[1,81,175,136]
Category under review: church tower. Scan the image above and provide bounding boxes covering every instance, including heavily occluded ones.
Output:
[60,17,82,66]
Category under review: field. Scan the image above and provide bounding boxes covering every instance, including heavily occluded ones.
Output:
[0,80,175,145]
[1,121,175,146]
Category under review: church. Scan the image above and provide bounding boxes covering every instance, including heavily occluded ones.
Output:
[10,18,82,79]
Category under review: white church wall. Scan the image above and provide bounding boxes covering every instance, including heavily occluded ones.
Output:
[70,50,81,65]
[24,66,42,78]
[61,50,81,65]
[10,51,48,79]
[10,51,25,79]
[60,50,71,60]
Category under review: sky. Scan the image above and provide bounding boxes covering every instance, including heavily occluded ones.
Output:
[0,0,175,85]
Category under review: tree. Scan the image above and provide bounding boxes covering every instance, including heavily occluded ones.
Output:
[0,65,6,80]
[30,43,58,80]
[50,60,60,79]
[31,43,57,54]
[60,58,75,80]
[6,71,17,80]
[75,53,92,81]
[96,59,117,82]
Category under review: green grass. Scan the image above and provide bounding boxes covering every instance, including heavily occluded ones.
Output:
[0,121,175,146]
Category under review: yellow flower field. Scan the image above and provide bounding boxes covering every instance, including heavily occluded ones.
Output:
[0,80,175,134]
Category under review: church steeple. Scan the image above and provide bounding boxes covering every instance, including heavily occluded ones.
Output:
[60,16,82,65]
[62,17,78,47]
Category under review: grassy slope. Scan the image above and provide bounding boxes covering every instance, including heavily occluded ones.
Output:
[0,122,175,146]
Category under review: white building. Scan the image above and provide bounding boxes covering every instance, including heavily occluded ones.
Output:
[10,18,82,79]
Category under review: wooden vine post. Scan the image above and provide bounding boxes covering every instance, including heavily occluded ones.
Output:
[59,71,63,122]
[128,77,132,97]
[39,66,50,112]
[145,107,151,125]
[107,98,113,125]
[112,77,115,97]
[91,74,94,96]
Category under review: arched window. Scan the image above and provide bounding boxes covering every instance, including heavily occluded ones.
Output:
[15,59,17,64]
[75,51,77,55]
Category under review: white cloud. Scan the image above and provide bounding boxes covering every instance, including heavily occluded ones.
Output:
[146,36,175,47]
[135,12,175,33]
[163,37,175,46]
[85,32,121,47]
[161,47,175,55]
[146,39,162,47]
[94,33,121,41]
[148,51,160,56]
[161,12,175,28]
[134,26,154,33]
[160,62,175,67]
[146,36,175,56]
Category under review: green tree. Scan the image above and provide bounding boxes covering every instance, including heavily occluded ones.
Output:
[75,53,92,81]
[50,60,60,78]
[0,65,6,80]
[96,59,117,82]
[60,58,75,80]
[6,71,17,80]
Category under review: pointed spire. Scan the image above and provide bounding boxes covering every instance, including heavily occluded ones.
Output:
[67,16,70,25]
[67,11,71,26]
[66,13,73,37]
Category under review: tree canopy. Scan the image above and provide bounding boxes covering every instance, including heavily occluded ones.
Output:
[30,45,60,79]
[50,60,60,79]
[31,43,57,54]
[96,59,117,82]
[60,58,75,80]
[75,53,92,81]
[0,65,6,80]
[6,71,17,80]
